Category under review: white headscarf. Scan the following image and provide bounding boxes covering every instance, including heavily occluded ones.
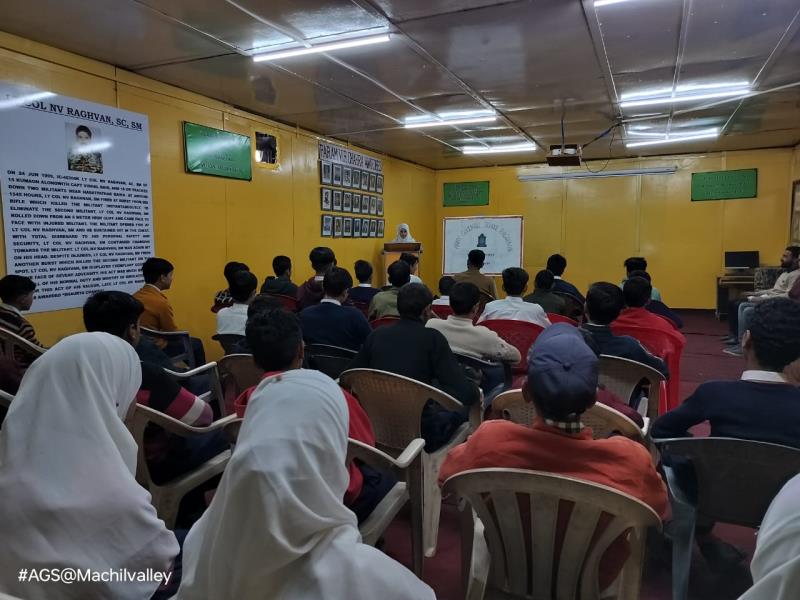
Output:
[177,369,435,600]
[740,473,800,599]
[392,223,416,243]
[0,332,178,600]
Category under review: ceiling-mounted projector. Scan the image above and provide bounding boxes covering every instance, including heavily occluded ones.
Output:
[547,144,582,167]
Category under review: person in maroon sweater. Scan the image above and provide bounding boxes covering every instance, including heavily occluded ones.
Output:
[297,246,336,311]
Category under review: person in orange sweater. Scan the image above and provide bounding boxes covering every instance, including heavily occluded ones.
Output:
[439,323,667,592]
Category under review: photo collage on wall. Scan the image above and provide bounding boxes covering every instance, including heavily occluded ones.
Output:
[319,141,384,239]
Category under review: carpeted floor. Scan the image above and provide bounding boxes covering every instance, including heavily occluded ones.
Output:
[382,310,756,600]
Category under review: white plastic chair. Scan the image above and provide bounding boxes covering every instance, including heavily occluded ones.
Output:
[598,354,666,434]
[163,361,225,417]
[140,327,195,369]
[0,325,45,365]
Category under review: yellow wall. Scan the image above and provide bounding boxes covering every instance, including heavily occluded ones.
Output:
[436,150,794,308]
[0,32,435,357]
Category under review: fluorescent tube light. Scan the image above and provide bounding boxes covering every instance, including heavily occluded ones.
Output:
[518,166,677,181]
[626,127,719,138]
[462,142,537,154]
[620,89,748,108]
[405,115,496,129]
[625,131,719,148]
[595,0,639,6]
[621,81,750,101]
[253,34,390,62]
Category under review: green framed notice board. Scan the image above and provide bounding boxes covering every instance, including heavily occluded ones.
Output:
[184,122,252,181]
[691,168,757,201]
[443,181,490,206]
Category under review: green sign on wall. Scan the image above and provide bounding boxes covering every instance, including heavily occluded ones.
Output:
[184,122,252,181]
[443,181,490,206]
[691,168,757,201]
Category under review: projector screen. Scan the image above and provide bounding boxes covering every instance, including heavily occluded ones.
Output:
[442,216,523,276]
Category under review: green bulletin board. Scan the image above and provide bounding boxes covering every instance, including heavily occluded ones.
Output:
[691,168,757,201]
[443,181,490,206]
[183,121,252,181]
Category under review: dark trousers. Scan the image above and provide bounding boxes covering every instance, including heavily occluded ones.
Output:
[164,337,206,368]
[727,299,744,337]
[349,464,397,524]
[421,401,469,452]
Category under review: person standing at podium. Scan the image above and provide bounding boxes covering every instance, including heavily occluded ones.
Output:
[391,223,416,242]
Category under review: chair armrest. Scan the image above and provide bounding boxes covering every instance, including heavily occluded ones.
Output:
[347,438,424,472]
[465,514,490,600]
[164,361,218,379]
[134,405,237,437]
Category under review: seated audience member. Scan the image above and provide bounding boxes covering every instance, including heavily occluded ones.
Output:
[351,283,480,451]
[582,282,668,376]
[0,333,179,600]
[0,274,45,366]
[368,260,411,320]
[260,255,297,297]
[622,257,662,301]
[439,323,667,590]
[83,292,221,485]
[348,260,380,305]
[134,257,206,366]
[231,294,286,354]
[300,267,371,351]
[478,267,551,328]
[432,275,456,306]
[523,269,567,315]
[615,276,686,351]
[216,270,258,337]
[234,309,395,524]
[547,253,585,303]
[177,368,435,600]
[740,473,800,600]
[453,249,497,299]
[211,261,248,313]
[297,247,336,311]
[627,270,683,329]
[400,252,423,284]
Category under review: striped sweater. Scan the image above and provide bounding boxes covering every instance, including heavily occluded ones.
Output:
[0,303,44,367]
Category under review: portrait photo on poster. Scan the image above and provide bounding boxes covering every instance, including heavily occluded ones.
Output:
[343,217,353,237]
[333,189,343,211]
[320,187,332,210]
[369,195,377,215]
[353,193,361,214]
[369,173,377,192]
[66,123,104,174]
[369,219,377,237]
[361,195,370,213]
[378,219,385,238]
[321,214,333,237]
[343,166,352,188]
[377,174,384,194]
[333,163,343,186]
[333,216,343,238]
[361,172,369,191]
[352,169,361,190]
[353,217,362,237]
[320,160,332,185]
[343,192,352,212]
[362,218,370,236]
[377,197,384,216]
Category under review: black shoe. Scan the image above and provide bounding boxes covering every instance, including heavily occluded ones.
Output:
[698,539,747,573]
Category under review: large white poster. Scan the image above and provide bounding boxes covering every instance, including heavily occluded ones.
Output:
[443,216,523,275]
[0,84,154,312]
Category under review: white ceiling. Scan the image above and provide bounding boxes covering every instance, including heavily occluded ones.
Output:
[1,0,799,169]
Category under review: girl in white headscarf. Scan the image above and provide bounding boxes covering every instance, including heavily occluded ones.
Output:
[740,473,800,599]
[177,369,435,600]
[0,332,179,600]
[392,223,416,243]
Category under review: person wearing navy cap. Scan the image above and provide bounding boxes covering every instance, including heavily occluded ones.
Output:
[439,323,667,593]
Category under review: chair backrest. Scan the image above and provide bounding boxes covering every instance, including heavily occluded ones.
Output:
[481,320,544,374]
[610,324,682,411]
[212,334,245,355]
[655,437,800,527]
[431,304,454,319]
[553,291,584,321]
[598,355,665,421]
[442,468,661,599]
[0,326,46,364]
[218,354,265,417]
[370,315,400,329]
[492,389,537,426]
[266,293,299,312]
[547,313,579,326]
[305,344,357,380]
[339,368,463,453]
[140,327,195,369]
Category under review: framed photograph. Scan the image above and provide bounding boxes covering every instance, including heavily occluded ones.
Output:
[332,189,343,211]
[361,218,370,236]
[352,169,361,190]
[377,219,385,238]
[369,195,378,215]
[376,174,384,194]
[333,216,343,238]
[377,197,384,216]
[320,187,332,210]
[369,219,378,237]
[361,195,370,213]
[343,166,352,188]
[321,214,333,237]
[353,218,362,237]
[332,163,343,186]
[343,217,353,237]
[361,171,370,191]
[320,161,332,185]
[353,193,361,214]
[369,173,377,192]
[343,192,352,212]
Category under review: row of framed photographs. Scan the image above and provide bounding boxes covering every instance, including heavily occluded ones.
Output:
[321,215,385,238]
[321,187,383,215]
[320,160,384,193]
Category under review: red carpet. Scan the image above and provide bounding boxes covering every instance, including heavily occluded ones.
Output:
[382,310,756,599]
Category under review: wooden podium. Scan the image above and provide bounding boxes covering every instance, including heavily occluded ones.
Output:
[382,243,421,285]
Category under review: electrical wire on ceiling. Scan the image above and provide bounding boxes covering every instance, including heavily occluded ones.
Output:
[583,123,618,174]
